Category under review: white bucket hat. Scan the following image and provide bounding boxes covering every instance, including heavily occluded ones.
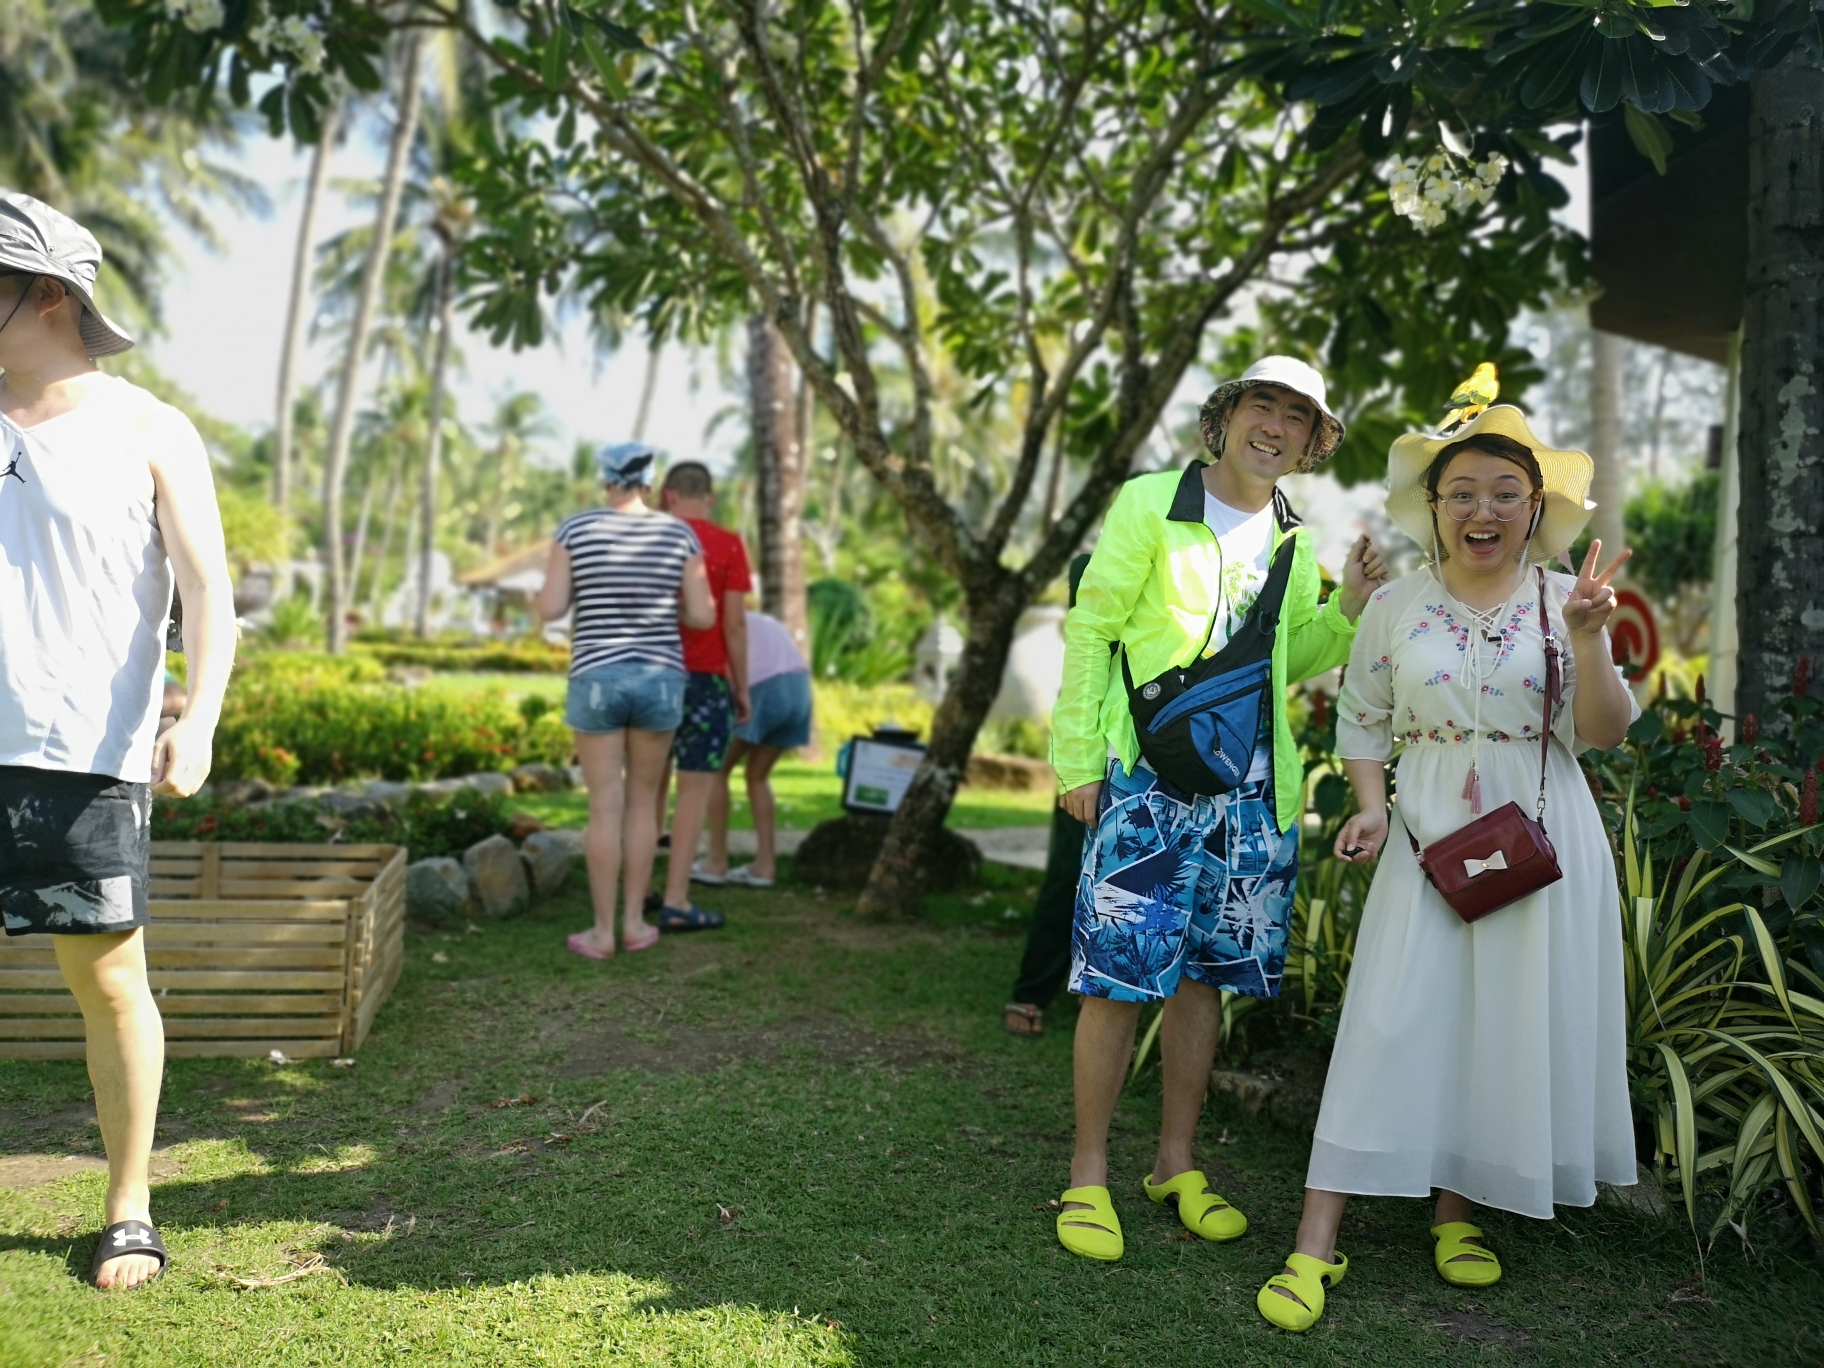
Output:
[1197,355,1345,471]
[0,191,135,357]
[1386,404,1596,565]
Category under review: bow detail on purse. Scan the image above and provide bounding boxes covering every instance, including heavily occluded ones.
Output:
[1463,849,1508,878]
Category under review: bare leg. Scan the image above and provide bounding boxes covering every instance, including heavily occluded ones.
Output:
[704,739,746,875]
[1066,995,1142,1214]
[54,930,165,1289]
[662,769,716,908]
[654,754,673,840]
[1152,976,1222,1183]
[621,728,675,943]
[1264,1187,1351,1312]
[575,730,628,953]
[745,745,784,880]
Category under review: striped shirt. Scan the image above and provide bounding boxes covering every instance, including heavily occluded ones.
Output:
[555,508,701,675]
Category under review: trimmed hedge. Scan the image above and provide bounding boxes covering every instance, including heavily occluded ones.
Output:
[152,790,519,862]
[213,654,572,785]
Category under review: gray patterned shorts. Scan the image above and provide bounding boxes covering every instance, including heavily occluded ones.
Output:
[0,765,151,937]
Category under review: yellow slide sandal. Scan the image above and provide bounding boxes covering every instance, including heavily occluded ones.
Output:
[1056,1185,1123,1261]
[1142,1168,1248,1242]
[1256,1250,1348,1332]
[1432,1221,1502,1287]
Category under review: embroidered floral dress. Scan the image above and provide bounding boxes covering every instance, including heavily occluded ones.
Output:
[1308,568,1638,1219]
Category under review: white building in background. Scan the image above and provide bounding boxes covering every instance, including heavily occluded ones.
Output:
[990,605,1068,721]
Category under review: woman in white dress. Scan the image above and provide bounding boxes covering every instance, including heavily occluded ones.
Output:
[1256,404,1640,1333]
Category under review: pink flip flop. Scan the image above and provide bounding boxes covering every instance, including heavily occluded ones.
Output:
[566,932,613,961]
[621,925,662,954]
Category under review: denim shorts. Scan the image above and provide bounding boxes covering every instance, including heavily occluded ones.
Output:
[565,662,686,734]
[736,671,813,750]
[1069,757,1297,1003]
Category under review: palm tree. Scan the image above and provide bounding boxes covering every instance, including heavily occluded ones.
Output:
[274,98,342,516]
[321,31,424,653]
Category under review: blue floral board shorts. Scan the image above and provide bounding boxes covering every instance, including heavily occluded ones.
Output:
[566,661,686,734]
[1069,758,1298,1003]
[673,672,735,772]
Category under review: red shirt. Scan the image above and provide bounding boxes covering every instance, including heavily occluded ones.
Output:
[681,518,753,676]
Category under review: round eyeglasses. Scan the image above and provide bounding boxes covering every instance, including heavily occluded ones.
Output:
[1433,491,1535,522]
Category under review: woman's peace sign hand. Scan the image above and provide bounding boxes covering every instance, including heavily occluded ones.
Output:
[1561,538,1632,637]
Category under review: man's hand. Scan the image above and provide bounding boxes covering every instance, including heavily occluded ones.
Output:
[1333,807,1389,865]
[151,717,213,798]
[1562,538,1631,638]
[1060,781,1101,824]
[1336,534,1390,623]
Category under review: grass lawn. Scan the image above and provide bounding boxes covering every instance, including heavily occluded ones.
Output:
[6,863,1819,1367]
[418,671,1058,832]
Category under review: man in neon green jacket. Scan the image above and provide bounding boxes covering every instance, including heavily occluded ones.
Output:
[1050,356,1388,1262]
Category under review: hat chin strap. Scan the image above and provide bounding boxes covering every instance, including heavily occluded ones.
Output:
[0,274,38,338]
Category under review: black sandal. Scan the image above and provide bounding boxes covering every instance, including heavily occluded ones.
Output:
[90,1219,168,1289]
[1003,1003,1044,1037]
[658,903,726,932]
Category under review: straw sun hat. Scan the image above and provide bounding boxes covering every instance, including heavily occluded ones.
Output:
[1386,404,1596,564]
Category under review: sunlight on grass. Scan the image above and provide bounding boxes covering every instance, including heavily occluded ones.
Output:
[0,1242,855,1367]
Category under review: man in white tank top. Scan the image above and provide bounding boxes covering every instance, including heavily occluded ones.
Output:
[0,193,236,1289]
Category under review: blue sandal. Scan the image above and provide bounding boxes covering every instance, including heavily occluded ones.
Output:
[658,903,725,932]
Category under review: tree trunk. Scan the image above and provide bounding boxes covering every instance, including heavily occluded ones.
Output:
[631,336,661,441]
[367,453,407,614]
[275,98,339,517]
[322,35,424,654]
[1588,328,1628,564]
[855,581,1025,918]
[416,245,456,638]
[747,313,810,657]
[345,468,380,619]
[1736,49,1824,726]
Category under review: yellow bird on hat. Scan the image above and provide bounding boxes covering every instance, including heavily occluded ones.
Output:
[1440,362,1500,433]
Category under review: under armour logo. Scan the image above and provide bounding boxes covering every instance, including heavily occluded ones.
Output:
[113,1226,152,1247]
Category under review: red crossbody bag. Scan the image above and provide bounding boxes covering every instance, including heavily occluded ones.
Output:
[1400,568,1564,924]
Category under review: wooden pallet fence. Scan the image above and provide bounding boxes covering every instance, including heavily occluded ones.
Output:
[0,842,407,1061]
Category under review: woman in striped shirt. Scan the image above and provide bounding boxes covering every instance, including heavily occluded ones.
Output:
[536,443,714,958]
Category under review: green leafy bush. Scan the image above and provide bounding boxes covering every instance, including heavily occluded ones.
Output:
[152,790,517,861]
[213,653,574,784]
[350,637,570,673]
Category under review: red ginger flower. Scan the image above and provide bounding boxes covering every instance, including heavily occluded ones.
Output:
[1743,713,1760,746]
[1803,769,1819,828]
[1796,655,1812,699]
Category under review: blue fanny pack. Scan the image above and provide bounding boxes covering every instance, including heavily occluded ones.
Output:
[1120,535,1294,796]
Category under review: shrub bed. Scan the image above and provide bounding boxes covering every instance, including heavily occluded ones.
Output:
[350,637,569,673]
[213,654,573,785]
[152,789,519,862]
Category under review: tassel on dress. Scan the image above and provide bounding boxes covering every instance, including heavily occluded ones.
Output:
[1463,761,1484,816]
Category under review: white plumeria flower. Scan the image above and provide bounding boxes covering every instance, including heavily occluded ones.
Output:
[1477,153,1510,185]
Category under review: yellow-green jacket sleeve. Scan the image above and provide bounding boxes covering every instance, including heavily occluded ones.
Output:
[1051,487,1152,793]
[1284,585,1358,684]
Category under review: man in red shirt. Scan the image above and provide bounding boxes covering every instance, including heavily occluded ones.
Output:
[655,462,750,928]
